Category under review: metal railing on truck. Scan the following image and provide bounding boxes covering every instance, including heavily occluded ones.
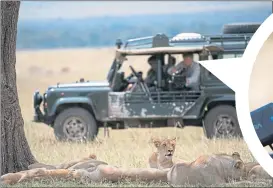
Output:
[118,33,253,54]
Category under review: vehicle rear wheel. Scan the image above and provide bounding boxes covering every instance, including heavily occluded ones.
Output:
[222,23,261,34]
[203,105,242,139]
[53,107,98,142]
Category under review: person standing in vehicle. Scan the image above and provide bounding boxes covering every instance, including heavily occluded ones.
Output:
[168,53,200,90]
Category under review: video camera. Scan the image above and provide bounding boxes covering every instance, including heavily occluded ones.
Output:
[167,68,187,91]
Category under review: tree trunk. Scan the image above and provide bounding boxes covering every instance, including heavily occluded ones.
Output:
[1,1,37,175]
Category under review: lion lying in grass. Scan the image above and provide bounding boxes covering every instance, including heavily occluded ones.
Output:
[167,152,272,186]
[28,154,99,170]
[2,151,270,186]
[147,137,271,182]
[147,137,272,186]
[1,137,271,186]
[167,152,247,186]
[148,137,177,170]
[1,154,168,185]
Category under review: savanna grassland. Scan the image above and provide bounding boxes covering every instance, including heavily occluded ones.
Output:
[12,48,271,187]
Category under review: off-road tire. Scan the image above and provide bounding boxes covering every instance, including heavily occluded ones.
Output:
[203,105,242,139]
[53,107,98,142]
[222,23,261,34]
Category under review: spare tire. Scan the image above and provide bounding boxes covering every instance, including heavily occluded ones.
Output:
[222,23,261,34]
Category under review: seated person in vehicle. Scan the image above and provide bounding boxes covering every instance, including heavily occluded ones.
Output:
[145,55,158,88]
[167,53,201,90]
[125,55,158,92]
[145,55,177,90]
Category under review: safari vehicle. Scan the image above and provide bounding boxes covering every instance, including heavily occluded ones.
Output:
[33,23,257,142]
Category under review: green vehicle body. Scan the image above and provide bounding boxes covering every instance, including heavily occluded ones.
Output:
[33,23,258,141]
[34,62,234,126]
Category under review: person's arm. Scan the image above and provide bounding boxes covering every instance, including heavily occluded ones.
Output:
[168,62,183,75]
[167,65,175,75]
[185,64,200,88]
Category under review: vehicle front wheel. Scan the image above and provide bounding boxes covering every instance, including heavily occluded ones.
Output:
[203,105,242,139]
[53,107,98,142]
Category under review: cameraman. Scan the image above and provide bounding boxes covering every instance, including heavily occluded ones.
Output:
[167,53,200,90]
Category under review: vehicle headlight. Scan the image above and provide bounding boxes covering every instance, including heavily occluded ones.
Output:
[44,93,47,100]
[33,91,43,108]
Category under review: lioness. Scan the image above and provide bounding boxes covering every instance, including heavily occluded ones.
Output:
[167,152,247,186]
[1,158,168,185]
[148,137,176,170]
[1,154,108,185]
[28,153,98,170]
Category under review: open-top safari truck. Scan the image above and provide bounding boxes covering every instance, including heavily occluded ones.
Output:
[33,23,257,142]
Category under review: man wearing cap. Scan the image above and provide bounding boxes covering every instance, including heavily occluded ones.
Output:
[168,53,200,90]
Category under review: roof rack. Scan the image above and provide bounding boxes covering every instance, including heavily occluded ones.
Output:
[171,33,252,51]
[119,32,253,53]
[123,33,170,49]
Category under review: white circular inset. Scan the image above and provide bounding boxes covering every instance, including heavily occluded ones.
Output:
[237,14,273,177]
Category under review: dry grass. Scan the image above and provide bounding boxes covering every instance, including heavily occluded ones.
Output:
[14,48,271,187]
[25,123,253,167]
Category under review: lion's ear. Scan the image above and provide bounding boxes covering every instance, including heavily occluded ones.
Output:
[232,152,241,160]
[234,161,244,169]
[152,138,161,148]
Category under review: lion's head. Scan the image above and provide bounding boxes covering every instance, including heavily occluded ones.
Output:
[215,152,247,180]
[152,137,177,160]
